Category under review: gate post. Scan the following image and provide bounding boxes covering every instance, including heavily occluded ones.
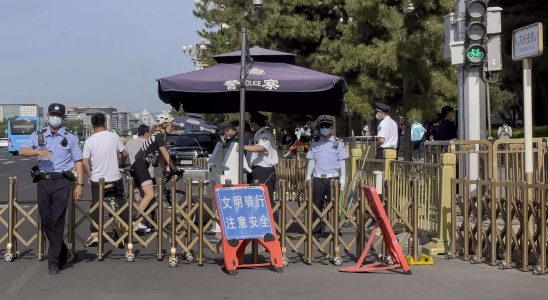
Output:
[350,148,363,178]
[423,153,456,255]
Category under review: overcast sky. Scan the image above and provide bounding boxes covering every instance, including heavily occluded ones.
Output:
[0,0,203,112]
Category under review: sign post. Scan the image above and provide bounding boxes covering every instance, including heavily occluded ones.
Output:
[512,23,544,184]
[214,183,283,274]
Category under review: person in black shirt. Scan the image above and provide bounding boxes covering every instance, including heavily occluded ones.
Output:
[130,113,176,222]
[436,106,458,141]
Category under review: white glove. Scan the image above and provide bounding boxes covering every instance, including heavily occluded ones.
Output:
[306,176,311,181]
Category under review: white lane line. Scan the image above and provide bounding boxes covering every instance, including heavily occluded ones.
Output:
[0,158,7,161]
[5,261,40,295]
[3,161,14,165]
[20,158,30,161]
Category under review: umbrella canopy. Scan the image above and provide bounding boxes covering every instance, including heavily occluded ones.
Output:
[158,61,347,115]
[213,46,296,64]
[174,113,218,134]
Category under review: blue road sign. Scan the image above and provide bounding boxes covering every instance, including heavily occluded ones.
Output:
[215,185,274,240]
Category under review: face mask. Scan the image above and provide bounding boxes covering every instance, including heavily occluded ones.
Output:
[49,116,63,128]
[375,113,382,121]
[320,128,331,136]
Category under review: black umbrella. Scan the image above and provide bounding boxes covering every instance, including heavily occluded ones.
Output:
[157,61,347,115]
[173,113,218,134]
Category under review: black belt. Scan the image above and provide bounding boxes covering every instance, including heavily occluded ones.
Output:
[251,166,275,169]
[38,172,65,180]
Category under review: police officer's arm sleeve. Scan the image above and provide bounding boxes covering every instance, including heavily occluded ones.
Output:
[306,160,315,179]
[71,135,83,162]
[19,133,38,156]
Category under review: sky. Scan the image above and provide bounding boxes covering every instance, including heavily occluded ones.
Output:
[0,0,203,113]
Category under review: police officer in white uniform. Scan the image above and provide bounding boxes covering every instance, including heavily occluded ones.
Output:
[306,115,348,234]
[244,112,278,207]
[375,102,398,159]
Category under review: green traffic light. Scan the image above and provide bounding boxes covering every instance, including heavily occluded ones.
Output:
[466,45,485,64]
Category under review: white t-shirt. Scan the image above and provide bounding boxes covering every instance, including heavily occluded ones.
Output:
[83,131,125,182]
[377,115,399,149]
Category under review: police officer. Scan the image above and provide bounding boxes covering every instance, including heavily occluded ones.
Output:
[20,103,84,275]
[243,112,278,207]
[374,102,398,159]
[306,115,348,234]
[217,121,238,144]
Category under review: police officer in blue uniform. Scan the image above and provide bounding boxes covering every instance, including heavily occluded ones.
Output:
[306,115,348,234]
[20,103,84,275]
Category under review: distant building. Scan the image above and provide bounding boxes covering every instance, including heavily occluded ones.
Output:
[0,104,43,120]
[117,111,130,135]
[66,106,118,137]
[141,109,154,126]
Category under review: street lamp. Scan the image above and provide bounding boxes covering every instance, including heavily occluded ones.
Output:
[181,39,209,70]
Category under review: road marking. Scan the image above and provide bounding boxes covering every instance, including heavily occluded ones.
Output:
[0,158,7,161]
[3,161,14,165]
[20,158,30,161]
[5,261,40,295]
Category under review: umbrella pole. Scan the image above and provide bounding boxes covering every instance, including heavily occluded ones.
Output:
[238,27,248,184]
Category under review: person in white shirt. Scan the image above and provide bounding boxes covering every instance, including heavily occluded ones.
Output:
[82,113,128,246]
[374,102,398,159]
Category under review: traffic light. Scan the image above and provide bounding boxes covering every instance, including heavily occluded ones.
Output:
[464,0,488,66]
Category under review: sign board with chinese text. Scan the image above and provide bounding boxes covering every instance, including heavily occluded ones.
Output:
[512,23,544,61]
[215,185,274,240]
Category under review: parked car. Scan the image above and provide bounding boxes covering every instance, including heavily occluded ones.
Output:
[168,132,218,166]
[0,138,8,148]
[164,133,181,150]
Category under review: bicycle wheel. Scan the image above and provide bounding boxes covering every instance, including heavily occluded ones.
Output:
[296,188,305,207]
[168,190,197,224]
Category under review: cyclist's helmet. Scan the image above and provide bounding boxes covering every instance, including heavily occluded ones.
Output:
[156,113,174,126]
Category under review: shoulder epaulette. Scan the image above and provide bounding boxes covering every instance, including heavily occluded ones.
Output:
[64,130,75,136]
[36,128,47,134]
[313,136,321,142]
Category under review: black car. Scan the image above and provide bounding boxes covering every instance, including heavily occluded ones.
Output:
[168,132,218,166]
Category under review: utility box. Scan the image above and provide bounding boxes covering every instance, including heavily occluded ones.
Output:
[444,13,465,65]
[486,35,502,71]
[487,7,502,34]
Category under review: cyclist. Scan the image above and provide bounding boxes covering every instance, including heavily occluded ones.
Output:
[130,113,176,230]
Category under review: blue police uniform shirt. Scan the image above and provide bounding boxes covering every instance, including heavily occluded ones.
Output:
[306,136,348,175]
[22,126,83,173]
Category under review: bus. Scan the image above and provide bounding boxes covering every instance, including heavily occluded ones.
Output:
[7,116,44,155]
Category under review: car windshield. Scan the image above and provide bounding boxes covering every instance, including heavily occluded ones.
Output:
[175,134,215,150]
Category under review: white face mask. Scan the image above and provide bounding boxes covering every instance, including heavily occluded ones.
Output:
[320,128,331,136]
[375,113,382,121]
[49,116,63,128]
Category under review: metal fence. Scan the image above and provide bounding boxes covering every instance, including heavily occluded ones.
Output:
[1,175,431,266]
[450,178,548,275]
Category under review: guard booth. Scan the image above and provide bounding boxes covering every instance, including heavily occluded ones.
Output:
[207,140,252,232]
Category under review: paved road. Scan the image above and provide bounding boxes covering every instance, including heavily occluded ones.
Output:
[1,148,548,299]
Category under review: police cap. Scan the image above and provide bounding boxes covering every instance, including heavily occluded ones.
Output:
[374,102,390,113]
[316,115,335,125]
[48,103,66,116]
[217,121,235,135]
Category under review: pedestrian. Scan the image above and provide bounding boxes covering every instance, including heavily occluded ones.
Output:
[305,115,348,235]
[130,114,176,230]
[497,121,512,139]
[374,102,398,159]
[410,121,426,161]
[362,125,371,137]
[19,103,84,275]
[243,112,278,208]
[436,106,457,141]
[82,113,128,247]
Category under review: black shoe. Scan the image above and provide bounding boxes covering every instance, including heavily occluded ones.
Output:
[48,263,60,275]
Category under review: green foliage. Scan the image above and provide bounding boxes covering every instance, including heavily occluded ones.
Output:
[0,119,7,138]
[510,126,548,139]
[64,119,86,137]
[194,0,457,122]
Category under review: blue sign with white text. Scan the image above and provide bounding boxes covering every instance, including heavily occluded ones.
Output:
[215,186,274,240]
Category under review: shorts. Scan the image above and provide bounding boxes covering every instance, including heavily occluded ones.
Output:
[130,159,154,188]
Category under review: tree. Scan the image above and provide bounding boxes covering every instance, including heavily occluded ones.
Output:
[0,119,7,138]
[64,119,86,137]
[193,0,457,124]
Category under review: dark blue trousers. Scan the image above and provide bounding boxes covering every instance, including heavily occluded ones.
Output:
[37,178,70,266]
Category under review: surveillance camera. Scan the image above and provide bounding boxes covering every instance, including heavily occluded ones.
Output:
[253,0,263,8]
